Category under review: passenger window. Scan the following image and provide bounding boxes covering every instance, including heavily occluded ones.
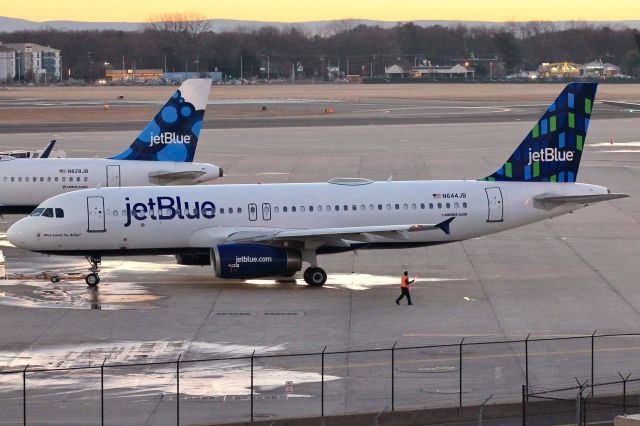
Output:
[274,206,280,213]
[113,210,119,217]
[403,204,408,210]
[42,208,54,218]
[342,205,347,211]
[55,208,64,218]
[33,177,36,182]
[283,206,288,212]
[438,203,442,209]
[420,203,425,209]
[300,206,306,212]
[25,177,29,182]
[395,204,400,210]
[122,210,126,216]
[429,203,434,209]
[10,177,14,182]
[18,177,22,182]
[84,177,88,182]
[463,202,468,209]
[360,205,365,211]
[369,204,374,211]
[40,177,44,182]
[220,208,224,214]
[454,202,459,209]
[335,205,339,211]
[292,206,297,212]
[446,203,450,209]
[326,205,331,211]
[378,204,382,210]
[30,208,45,217]
[309,206,314,212]
[412,203,417,210]
[386,204,391,210]
[237,208,242,213]
[228,208,233,215]
[318,206,322,212]
[61,177,66,182]
[352,205,356,211]
[55,177,58,182]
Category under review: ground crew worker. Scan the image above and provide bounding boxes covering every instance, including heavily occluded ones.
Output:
[395,271,414,305]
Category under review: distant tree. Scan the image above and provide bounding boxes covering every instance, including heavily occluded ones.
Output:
[493,31,523,73]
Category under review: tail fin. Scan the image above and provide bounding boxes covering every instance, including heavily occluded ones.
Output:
[483,82,597,183]
[40,139,56,158]
[110,78,212,162]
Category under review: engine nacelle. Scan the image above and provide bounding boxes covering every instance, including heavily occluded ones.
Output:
[211,244,302,279]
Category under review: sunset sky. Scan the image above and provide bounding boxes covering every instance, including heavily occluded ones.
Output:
[3,0,640,23]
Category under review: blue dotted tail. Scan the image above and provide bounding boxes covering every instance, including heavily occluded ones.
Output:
[109,87,205,162]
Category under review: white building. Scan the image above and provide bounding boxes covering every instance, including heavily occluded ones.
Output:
[581,60,620,78]
[0,44,16,83]
[411,63,473,79]
[4,43,61,83]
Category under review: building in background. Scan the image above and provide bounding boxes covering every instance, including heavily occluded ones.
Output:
[3,43,61,83]
[581,60,620,78]
[0,43,16,83]
[106,68,164,83]
[538,62,581,79]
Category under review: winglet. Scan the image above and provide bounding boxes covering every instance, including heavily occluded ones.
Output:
[40,140,56,158]
[436,217,455,235]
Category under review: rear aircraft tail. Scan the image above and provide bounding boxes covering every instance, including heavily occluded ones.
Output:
[110,78,212,162]
[483,82,597,183]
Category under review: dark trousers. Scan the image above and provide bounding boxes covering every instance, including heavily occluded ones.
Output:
[396,287,412,305]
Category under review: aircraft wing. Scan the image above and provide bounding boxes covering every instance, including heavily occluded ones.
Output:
[148,170,207,185]
[534,193,629,210]
[601,101,640,111]
[225,218,455,244]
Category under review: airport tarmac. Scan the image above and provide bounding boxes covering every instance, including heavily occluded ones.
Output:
[0,90,639,424]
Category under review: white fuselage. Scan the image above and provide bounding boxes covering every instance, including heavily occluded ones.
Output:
[7,179,608,255]
[0,157,221,211]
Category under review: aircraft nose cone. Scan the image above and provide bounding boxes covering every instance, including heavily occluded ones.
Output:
[7,220,25,247]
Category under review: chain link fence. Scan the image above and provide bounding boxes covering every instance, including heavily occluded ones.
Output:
[2,331,640,425]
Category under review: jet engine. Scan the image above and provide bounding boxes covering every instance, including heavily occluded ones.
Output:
[211,244,302,279]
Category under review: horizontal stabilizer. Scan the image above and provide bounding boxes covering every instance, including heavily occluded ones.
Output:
[534,192,629,209]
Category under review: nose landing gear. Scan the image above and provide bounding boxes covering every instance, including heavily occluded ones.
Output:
[85,256,102,287]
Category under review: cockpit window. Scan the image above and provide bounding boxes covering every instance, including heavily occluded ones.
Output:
[41,208,54,218]
[55,208,64,218]
[30,208,45,217]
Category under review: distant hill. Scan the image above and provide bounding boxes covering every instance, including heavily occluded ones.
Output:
[0,16,639,33]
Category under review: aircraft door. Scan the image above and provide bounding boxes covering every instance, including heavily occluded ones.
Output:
[87,196,106,232]
[485,187,504,222]
[106,165,121,187]
[248,203,257,221]
[262,203,271,221]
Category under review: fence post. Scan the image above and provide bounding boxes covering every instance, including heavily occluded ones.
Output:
[459,337,465,412]
[101,357,106,426]
[591,330,597,397]
[321,346,326,417]
[391,341,397,412]
[22,364,28,426]
[176,353,181,426]
[250,350,255,422]
[524,333,530,402]
[618,372,631,415]
[521,384,526,426]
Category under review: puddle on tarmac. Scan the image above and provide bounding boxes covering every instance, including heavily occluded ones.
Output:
[0,280,160,310]
[0,340,337,398]
[246,273,466,291]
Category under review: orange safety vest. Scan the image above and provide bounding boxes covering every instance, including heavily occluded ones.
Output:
[400,276,410,288]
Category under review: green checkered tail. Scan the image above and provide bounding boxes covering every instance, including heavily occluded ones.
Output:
[482,82,597,183]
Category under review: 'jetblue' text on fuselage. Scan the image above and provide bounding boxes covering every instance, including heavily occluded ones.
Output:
[124,196,215,227]
[149,133,192,147]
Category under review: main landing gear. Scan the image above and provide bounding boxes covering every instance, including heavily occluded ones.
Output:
[303,267,327,287]
[85,256,102,287]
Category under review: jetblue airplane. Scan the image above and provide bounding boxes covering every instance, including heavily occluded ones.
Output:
[0,79,222,214]
[7,83,628,287]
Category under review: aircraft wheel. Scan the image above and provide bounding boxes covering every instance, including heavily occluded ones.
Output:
[50,276,60,283]
[85,273,100,287]
[304,267,327,287]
